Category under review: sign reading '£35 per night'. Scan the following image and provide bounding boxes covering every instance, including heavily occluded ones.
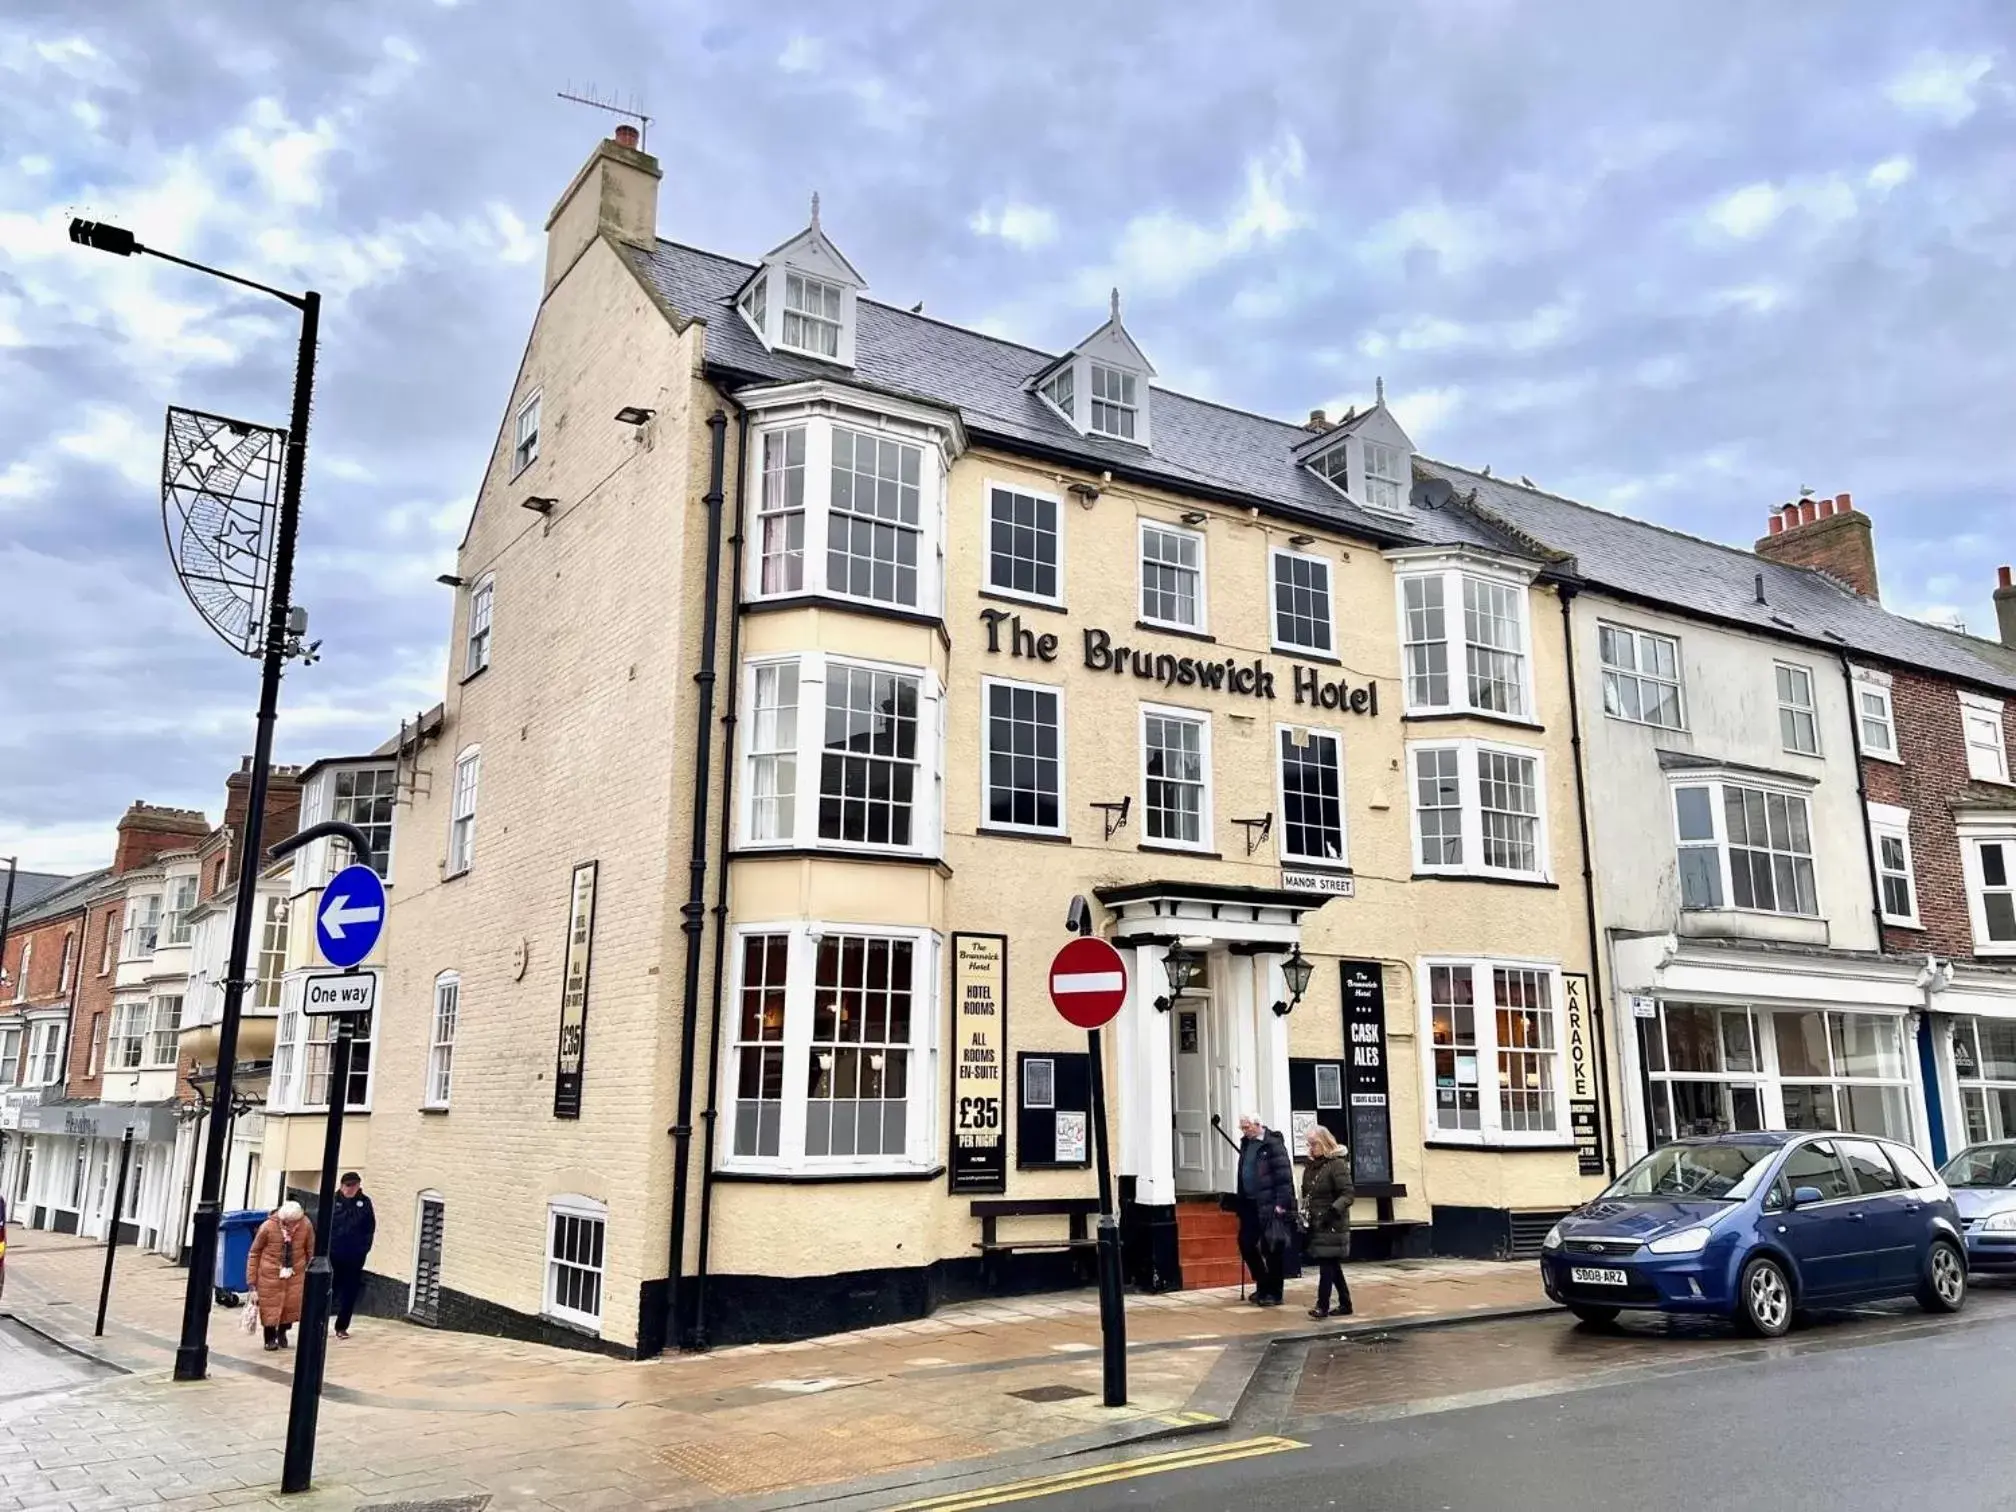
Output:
[948,934,1008,1194]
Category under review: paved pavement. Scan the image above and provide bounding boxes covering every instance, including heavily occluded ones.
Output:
[0,1230,1547,1509]
[944,1283,2016,1510]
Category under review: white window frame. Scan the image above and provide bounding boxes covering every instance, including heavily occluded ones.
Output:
[57,931,74,994]
[983,480,1064,607]
[109,1000,147,1072]
[0,1025,19,1087]
[282,987,377,1114]
[1361,440,1407,514]
[1275,724,1348,867]
[464,574,494,677]
[1391,562,1536,720]
[255,895,291,1012]
[781,270,844,359]
[1670,776,1821,918]
[10,938,27,1001]
[736,652,945,858]
[1867,803,1920,929]
[1852,669,1899,763]
[737,272,768,337]
[544,1194,609,1333]
[1597,621,1686,731]
[980,675,1067,837]
[121,895,161,961]
[719,922,943,1176]
[1961,692,2009,784]
[332,764,399,881]
[162,875,198,947]
[425,971,459,1109]
[26,1020,62,1087]
[1140,702,1214,853]
[1269,546,1335,656]
[1138,519,1207,634]
[98,909,117,975]
[1953,1016,2016,1145]
[1407,739,1550,883]
[1776,661,1821,756]
[511,391,540,477]
[446,746,481,877]
[741,407,951,617]
[1088,362,1140,441]
[1417,956,1569,1148]
[1960,829,2016,957]
[145,994,182,1068]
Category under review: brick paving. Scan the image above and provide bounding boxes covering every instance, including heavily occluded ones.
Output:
[0,1232,1546,1509]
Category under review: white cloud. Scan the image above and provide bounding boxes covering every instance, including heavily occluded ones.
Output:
[1357,301,1575,358]
[1713,283,1787,315]
[1083,133,1308,298]
[1705,182,1784,239]
[226,97,339,208]
[54,405,154,489]
[1701,175,1859,241]
[778,34,823,73]
[1384,386,1465,438]
[1353,198,1496,277]
[1866,155,1916,193]
[970,202,1059,251]
[1886,52,1994,124]
[0,458,49,502]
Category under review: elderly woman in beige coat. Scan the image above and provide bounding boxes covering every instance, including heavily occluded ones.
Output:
[247,1201,315,1351]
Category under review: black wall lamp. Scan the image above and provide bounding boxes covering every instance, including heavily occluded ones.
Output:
[614,406,656,426]
[520,496,558,515]
[435,574,465,588]
[1271,945,1315,1018]
[1154,945,1204,1012]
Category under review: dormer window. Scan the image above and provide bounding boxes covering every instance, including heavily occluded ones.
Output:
[1090,364,1138,440]
[736,195,867,368]
[1363,441,1406,512]
[1310,446,1351,490]
[783,272,843,359]
[1031,290,1155,449]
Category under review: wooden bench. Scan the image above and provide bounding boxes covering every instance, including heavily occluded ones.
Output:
[970,1198,1102,1286]
[1340,1184,1426,1261]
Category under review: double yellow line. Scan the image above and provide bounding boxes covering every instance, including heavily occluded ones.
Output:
[888,1435,1306,1509]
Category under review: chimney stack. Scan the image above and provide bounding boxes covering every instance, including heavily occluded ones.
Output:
[544,129,663,296]
[1305,409,1330,432]
[113,802,211,875]
[1754,491,1879,600]
[1995,565,2016,650]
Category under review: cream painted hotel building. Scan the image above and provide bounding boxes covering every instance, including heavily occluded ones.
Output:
[366,129,1617,1354]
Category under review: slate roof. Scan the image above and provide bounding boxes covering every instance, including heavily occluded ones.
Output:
[626,234,2016,699]
[1420,460,2016,699]
[626,240,1514,556]
[4,870,71,914]
[6,867,111,928]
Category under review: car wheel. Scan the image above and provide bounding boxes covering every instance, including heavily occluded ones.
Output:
[1917,1240,1967,1315]
[1735,1256,1793,1337]
[1568,1304,1620,1326]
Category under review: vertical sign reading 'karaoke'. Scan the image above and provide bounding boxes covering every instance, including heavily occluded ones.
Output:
[553,861,599,1120]
[1563,973,1604,1175]
[949,934,1008,1194]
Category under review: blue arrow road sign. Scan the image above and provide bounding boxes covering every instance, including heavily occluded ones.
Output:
[316,864,386,969]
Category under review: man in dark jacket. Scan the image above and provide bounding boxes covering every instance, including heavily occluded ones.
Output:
[328,1171,376,1339]
[1234,1114,1295,1305]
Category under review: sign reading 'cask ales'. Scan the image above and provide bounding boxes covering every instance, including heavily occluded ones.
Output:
[553,860,599,1120]
[949,933,1008,1194]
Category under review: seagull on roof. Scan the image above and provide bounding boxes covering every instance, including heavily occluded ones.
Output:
[910,300,924,313]
[1519,475,1535,488]
[1480,464,1492,477]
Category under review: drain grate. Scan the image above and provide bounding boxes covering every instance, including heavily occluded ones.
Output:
[1009,1383,1095,1403]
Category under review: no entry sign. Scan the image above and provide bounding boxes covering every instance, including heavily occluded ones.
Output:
[1049,937,1128,1029]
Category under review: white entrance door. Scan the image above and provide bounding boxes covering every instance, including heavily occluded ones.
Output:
[1172,1002,1214,1192]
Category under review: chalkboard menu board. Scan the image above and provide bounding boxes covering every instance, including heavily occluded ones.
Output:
[1340,959,1394,1186]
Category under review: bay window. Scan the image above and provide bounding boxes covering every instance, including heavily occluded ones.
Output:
[147,995,182,1067]
[109,1001,148,1071]
[27,1020,63,1086]
[121,895,161,960]
[1421,958,1565,1144]
[738,653,943,856]
[722,923,940,1173]
[163,876,198,946]
[273,975,376,1111]
[1409,740,1548,881]
[334,765,397,878]
[1953,1017,2016,1145]
[742,397,954,614]
[1395,562,1533,718]
[1671,778,1818,916]
[1278,726,1346,865]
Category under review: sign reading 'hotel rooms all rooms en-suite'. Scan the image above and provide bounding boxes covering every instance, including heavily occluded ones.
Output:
[979,610,1381,715]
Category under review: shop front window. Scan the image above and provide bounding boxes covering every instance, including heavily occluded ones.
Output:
[1954,1017,2016,1145]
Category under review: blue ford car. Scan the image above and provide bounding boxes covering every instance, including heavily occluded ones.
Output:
[1940,1139,2016,1274]
[1541,1130,1966,1336]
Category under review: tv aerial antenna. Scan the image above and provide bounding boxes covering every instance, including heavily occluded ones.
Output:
[557,83,653,149]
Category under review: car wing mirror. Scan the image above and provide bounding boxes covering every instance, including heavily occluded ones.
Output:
[1790,1185,1825,1209]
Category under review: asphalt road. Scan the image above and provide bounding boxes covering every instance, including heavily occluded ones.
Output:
[1022,1291,2016,1512]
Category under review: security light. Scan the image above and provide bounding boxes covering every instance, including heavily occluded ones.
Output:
[521,496,558,515]
[614,406,656,426]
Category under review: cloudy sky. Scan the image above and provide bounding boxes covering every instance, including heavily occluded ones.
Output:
[2,1,2011,872]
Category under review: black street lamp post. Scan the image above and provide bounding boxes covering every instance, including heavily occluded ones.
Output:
[69,218,321,1384]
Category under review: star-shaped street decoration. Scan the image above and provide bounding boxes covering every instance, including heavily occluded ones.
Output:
[185,441,221,476]
[214,516,263,565]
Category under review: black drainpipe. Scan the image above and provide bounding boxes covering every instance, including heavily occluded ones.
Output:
[689,402,749,1351]
[1557,583,1619,1177]
[1838,651,1891,952]
[664,407,731,1355]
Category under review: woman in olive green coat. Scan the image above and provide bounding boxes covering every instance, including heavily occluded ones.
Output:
[1300,1126,1355,1319]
